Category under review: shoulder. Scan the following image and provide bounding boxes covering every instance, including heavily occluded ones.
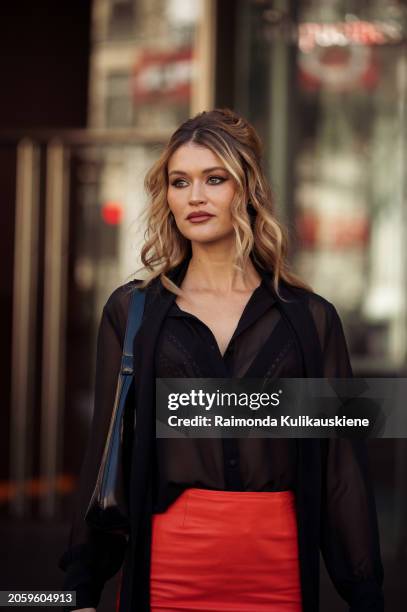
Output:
[279,281,344,347]
[102,279,144,344]
[280,280,339,318]
[104,278,142,312]
[278,280,352,374]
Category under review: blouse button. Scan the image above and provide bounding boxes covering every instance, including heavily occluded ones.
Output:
[228,458,237,467]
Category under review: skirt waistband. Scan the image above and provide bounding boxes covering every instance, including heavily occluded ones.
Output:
[154,488,297,517]
[178,487,295,501]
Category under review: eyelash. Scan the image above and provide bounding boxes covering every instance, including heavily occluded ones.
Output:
[170,176,226,188]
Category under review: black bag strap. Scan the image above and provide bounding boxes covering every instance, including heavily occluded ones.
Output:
[121,288,146,376]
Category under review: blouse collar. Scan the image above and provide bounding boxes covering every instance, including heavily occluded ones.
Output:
[164,251,278,299]
[161,253,278,336]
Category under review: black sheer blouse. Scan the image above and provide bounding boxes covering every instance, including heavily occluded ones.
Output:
[153,275,299,512]
[58,265,384,611]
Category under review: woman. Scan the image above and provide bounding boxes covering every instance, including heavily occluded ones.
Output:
[59,108,384,611]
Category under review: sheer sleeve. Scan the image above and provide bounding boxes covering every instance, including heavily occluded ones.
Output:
[310,299,384,610]
[58,283,134,611]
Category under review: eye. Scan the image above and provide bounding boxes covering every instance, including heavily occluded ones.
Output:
[207,176,226,185]
[171,179,188,188]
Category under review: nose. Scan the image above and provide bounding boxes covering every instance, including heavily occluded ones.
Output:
[189,179,206,205]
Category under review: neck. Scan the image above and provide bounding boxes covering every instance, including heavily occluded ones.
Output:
[181,242,261,294]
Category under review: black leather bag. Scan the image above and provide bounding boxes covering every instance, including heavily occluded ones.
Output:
[85,288,146,536]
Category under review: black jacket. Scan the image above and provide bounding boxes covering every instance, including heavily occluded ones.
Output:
[59,255,384,611]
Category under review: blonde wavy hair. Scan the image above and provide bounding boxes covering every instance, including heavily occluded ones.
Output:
[133,107,311,298]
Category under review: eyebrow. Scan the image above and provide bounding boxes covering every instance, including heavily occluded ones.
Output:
[168,166,228,177]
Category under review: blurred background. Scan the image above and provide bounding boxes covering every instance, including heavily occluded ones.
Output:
[0,0,406,610]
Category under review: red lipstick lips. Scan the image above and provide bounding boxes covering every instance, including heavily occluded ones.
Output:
[187,211,214,222]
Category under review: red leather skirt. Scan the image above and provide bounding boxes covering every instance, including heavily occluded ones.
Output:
[149,488,303,612]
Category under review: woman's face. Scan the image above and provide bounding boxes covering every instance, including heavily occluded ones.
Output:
[167,142,237,245]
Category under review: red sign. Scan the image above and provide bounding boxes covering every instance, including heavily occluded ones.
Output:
[132,47,193,103]
[298,43,379,92]
[296,211,370,248]
[299,20,403,53]
[101,202,123,226]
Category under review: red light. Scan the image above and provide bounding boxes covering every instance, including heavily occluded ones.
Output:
[101,202,123,225]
